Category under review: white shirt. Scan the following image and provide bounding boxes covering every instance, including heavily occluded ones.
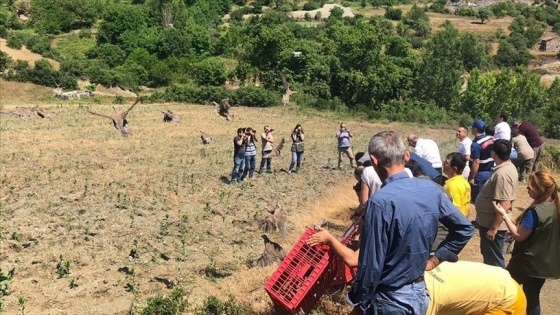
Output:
[361,166,382,196]
[494,121,511,141]
[457,137,472,157]
[414,138,442,169]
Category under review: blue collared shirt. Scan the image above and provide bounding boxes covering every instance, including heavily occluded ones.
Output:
[347,171,474,310]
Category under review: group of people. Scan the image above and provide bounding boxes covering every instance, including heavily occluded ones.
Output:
[306,118,558,314]
[230,124,305,184]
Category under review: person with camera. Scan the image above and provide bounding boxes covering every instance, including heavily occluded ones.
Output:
[288,124,305,174]
[242,127,258,179]
[258,125,275,174]
[336,123,357,169]
[230,127,246,185]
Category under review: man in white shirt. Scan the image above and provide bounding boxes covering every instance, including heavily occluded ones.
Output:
[456,127,472,179]
[494,113,511,141]
[407,133,442,174]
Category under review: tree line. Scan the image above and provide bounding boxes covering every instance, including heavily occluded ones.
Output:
[1,0,559,138]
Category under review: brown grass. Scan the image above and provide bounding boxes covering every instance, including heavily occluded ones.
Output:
[1,96,559,314]
[0,78,54,104]
[0,38,60,70]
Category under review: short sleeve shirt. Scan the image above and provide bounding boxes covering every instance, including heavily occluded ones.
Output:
[233,136,245,158]
[458,138,472,157]
[261,132,273,151]
[336,130,351,148]
[475,161,518,230]
[360,166,382,196]
[494,122,511,141]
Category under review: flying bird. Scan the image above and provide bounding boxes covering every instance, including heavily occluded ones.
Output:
[200,130,212,144]
[280,73,296,105]
[87,98,140,137]
[263,138,285,159]
[212,99,234,121]
[255,234,286,267]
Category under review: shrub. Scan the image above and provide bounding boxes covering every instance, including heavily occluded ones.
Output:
[26,35,51,55]
[6,32,25,49]
[195,296,246,315]
[454,6,477,17]
[233,86,280,107]
[385,7,403,20]
[0,51,12,72]
[193,58,227,86]
[303,1,320,11]
[141,287,188,315]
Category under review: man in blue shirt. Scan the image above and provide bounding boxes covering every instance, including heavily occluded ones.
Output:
[409,152,444,185]
[341,131,474,314]
[468,119,494,201]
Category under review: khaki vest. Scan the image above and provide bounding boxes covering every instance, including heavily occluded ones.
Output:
[508,202,560,279]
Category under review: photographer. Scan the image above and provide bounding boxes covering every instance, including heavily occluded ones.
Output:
[230,127,246,185]
[242,127,258,179]
[336,123,357,169]
[258,125,275,174]
[288,124,305,174]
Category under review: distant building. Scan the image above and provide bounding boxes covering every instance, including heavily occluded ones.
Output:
[292,51,302,58]
[538,37,560,52]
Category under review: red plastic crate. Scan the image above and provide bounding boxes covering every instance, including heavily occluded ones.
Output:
[265,228,336,314]
[329,223,359,286]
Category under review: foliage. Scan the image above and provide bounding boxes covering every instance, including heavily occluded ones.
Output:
[6,31,25,49]
[0,268,14,311]
[0,51,12,72]
[195,296,246,315]
[384,7,402,21]
[454,6,477,17]
[140,287,188,315]
[193,58,227,86]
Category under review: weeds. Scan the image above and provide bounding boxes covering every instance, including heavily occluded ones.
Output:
[0,268,14,310]
[159,214,171,238]
[17,296,25,315]
[129,239,139,259]
[140,287,188,315]
[195,295,246,315]
[56,255,71,278]
[69,278,78,289]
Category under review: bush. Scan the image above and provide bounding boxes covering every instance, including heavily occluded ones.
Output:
[141,287,188,315]
[6,32,25,49]
[26,35,51,55]
[195,296,246,315]
[385,7,403,20]
[233,86,280,107]
[454,6,477,17]
[0,51,12,72]
[193,58,227,86]
[303,1,320,11]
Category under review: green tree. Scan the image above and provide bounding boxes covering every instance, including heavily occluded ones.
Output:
[193,57,227,86]
[478,8,492,24]
[460,33,490,71]
[415,22,463,110]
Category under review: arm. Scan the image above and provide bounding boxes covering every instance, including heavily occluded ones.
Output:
[267,134,274,143]
[348,130,353,138]
[359,180,370,206]
[468,159,480,184]
[291,132,297,142]
[299,132,304,141]
[336,130,342,138]
[307,227,359,267]
[235,136,244,146]
[493,202,534,242]
[485,199,510,241]
[431,193,475,270]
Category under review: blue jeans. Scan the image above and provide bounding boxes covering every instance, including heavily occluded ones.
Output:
[364,281,428,315]
[289,151,304,172]
[471,171,491,202]
[479,227,506,268]
[230,156,245,184]
[243,155,256,178]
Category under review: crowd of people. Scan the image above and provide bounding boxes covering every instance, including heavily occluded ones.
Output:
[229,124,305,184]
[303,115,558,315]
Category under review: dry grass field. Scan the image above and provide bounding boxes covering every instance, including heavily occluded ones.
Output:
[1,93,559,314]
[0,38,60,70]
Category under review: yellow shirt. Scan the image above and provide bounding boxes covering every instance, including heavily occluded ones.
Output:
[444,175,471,217]
[425,261,519,315]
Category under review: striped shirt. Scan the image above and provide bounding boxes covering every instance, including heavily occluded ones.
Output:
[245,139,257,156]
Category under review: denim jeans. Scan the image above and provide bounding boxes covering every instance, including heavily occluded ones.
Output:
[364,281,429,315]
[508,269,546,315]
[230,156,245,184]
[479,227,506,268]
[289,151,304,172]
[243,155,256,179]
[259,150,272,173]
[471,171,491,202]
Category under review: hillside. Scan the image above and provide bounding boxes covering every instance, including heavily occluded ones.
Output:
[1,97,559,314]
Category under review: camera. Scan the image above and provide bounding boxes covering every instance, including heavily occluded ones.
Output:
[269,128,274,132]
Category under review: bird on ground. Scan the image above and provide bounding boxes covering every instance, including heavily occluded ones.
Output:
[200,131,212,144]
[256,234,286,267]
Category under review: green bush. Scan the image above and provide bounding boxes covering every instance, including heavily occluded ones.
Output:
[141,287,188,315]
[303,1,320,11]
[6,32,25,49]
[385,7,403,20]
[454,6,477,17]
[195,296,246,315]
[233,86,280,107]
[0,51,12,72]
[26,35,52,55]
[193,58,227,86]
